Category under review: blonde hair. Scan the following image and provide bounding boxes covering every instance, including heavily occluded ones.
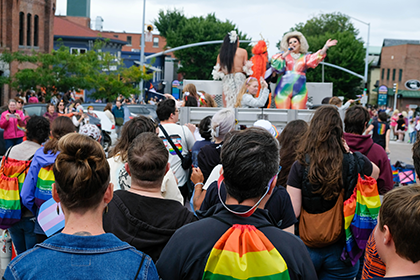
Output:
[204,93,217,107]
[183,83,198,100]
[234,77,257,108]
[329,96,343,106]
[393,109,400,115]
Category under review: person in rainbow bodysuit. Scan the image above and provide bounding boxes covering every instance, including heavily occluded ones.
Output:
[270,31,337,109]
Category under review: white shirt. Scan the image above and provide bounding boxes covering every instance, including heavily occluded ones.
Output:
[158,123,195,187]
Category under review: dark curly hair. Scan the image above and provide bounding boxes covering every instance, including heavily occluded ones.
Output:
[26,116,50,144]
[199,116,212,141]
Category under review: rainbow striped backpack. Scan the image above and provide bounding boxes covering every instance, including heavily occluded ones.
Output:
[202,218,290,280]
[0,149,33,229]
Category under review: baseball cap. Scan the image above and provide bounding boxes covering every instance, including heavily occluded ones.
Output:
[253,120,279,138]
[79,124,101,141]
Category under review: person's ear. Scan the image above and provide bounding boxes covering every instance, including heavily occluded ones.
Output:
[104,183,114,204]
[52,183,60,203]
[125,162,131,176]
[383,225,392,245]
[164,162,170,175]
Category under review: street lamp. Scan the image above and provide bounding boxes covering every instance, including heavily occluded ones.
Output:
[139,0,146,101]
[348,16,370,84]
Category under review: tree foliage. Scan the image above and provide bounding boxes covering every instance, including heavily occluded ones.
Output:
[154,9,252,80]
[0,40,151,100]
[277,12,365,98]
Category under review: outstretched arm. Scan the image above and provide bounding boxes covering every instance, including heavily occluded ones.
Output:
[320,39,338,56]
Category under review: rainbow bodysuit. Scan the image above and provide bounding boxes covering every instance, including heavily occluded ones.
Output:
[271,51,326,109]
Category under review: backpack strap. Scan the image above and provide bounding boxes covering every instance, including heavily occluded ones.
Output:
[159,124,185,162]
[15,154,35,179]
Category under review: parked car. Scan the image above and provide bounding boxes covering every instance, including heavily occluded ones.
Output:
[84,103,158,121]
[23,104,114,152]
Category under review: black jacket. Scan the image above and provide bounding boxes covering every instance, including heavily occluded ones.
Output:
[156,204,318,280]
[103,190,197,262]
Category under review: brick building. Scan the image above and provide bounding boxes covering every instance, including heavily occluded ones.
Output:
[0,0,56,105]
[378,39,420,110]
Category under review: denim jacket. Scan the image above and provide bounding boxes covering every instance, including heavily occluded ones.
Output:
[4,233,159,280]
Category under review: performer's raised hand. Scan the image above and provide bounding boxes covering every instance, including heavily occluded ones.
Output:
[325,39,338,48]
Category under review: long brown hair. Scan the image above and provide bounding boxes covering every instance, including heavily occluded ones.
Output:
[296,106,346,200]
[277,120,308,187]
[43,116,75,155]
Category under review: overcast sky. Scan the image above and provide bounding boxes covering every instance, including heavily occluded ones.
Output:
[55,0,420,56]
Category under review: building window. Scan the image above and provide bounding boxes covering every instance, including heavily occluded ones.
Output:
[70,48,87,55]
[127,36,132,46]
[27,13,31,46]
[381,68,384,80]
[153,37,159,48]
[392,69,396,81]
[387,69,390,80]
[19,12,24,46]
[34,15,39,47]
[399,69,403,82]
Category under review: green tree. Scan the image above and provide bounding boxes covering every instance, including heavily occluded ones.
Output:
[0,40,151,100]
[155,9,252,80]
[277,12,365,99]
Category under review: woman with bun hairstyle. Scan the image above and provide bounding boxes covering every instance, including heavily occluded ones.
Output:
[21,116,75,242]
[4,134,159,279]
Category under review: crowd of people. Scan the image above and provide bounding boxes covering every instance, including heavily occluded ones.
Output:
[0,87,419,280]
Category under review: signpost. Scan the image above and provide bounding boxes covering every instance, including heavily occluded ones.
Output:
[378,85,388,106]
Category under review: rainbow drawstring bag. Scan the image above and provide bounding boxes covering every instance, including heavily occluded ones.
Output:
[342,174,381,266]
[34,164,55,209]
[0,150,33,229]
[202,223,290,280]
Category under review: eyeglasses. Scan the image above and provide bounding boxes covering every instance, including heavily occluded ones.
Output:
[59,104,64,106]
[17,101,23,104]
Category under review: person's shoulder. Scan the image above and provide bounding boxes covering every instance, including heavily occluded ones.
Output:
[237,47,247,54]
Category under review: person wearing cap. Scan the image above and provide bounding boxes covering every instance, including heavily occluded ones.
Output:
[197,108,236,184]
[79,124,102,142]
[156,127,316,280]
[253,119,279,139]
[86,106,98,118]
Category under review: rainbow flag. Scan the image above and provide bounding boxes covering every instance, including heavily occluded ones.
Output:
[163,137,183,156]
[34,164,55,209]
[342,175,381,266]
[0,157,31,229]
[202,224,290,280]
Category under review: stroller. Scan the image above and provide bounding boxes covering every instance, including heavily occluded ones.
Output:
[392,161,416,186]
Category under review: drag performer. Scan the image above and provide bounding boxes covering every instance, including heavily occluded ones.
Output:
[212,31,253,107]
[270,31,337,109]
[250,39,273,107]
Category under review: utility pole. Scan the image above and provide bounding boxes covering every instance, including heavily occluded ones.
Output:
[139,0,146,101]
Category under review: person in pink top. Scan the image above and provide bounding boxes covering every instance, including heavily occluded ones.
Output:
[0,99,26,150]
[390,109,399,140]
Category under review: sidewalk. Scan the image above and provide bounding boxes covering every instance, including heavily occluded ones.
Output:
[388,140,414,165]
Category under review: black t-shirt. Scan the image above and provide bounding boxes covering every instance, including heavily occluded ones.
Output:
[287,154,372,213]
[197,142,223,183]
[397,119,406,131]
[372,121,389,149]
[199,181,297,229]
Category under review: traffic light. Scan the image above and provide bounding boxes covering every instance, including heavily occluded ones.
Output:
[393,83,398,93]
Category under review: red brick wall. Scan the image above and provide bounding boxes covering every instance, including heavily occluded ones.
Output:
[60,16,90,28]
[380,44,420,90]
[101,31,174,57]
[0,0,56,103]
